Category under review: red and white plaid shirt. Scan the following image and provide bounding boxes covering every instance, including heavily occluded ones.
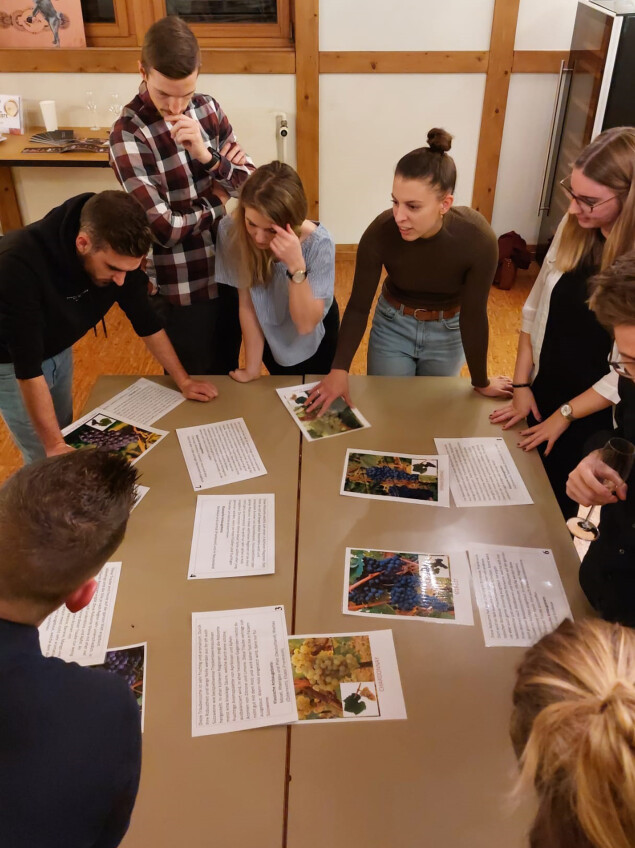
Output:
[109,84,255,305]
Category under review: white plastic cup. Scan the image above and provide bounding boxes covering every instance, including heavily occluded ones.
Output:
[39,100,58,132]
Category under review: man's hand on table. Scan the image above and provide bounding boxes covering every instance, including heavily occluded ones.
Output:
[178,378,219,401]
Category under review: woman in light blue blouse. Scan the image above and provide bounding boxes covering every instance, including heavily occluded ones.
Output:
[215,161,338,380]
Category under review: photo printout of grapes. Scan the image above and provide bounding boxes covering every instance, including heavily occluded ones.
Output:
[93,643,147,731]
[276,383,371,441]
[343,548,475,626]
[288,630,406,723]
[339,449,450,507]
[62,408,168,465]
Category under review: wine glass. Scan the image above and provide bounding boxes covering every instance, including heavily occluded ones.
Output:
[566,437,635,540]
[107,93,122,125]
[85,90,100,131]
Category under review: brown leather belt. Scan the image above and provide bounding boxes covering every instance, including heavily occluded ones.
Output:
[382,287,460,322]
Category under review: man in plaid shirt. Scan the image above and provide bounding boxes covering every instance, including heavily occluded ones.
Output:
[109,16,255,375]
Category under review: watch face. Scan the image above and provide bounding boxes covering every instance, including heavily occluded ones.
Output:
[561,404,572,417]
[290,270,307,283]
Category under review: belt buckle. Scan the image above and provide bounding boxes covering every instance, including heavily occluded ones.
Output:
[413,307,430,322]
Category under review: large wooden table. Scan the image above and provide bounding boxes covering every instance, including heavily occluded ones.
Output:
[79,375,588,847]
[0,126,109,232]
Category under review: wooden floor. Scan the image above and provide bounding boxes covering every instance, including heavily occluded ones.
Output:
[0,260,535,483]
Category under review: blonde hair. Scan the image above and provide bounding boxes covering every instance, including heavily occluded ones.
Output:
[511,618,635,848]
[229,161,307,287]
[556,126,635,272]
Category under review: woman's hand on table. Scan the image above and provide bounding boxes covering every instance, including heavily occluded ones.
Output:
[566,450,627,506]
[179,378,219,401]
[473,376,513,399]
[270,224,304,272]
[517,410,569,455]
[489,386,541,429]
[304,370,352,415]
[229,368,261,384]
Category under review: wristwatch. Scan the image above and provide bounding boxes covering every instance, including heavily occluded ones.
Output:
[201,147,222,170]
[560,403,576,421]
[286,268,307,284]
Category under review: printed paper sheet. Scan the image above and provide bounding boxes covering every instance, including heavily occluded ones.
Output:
[276,382,371,441]
[340,449,449,507]
[289,630,406,722]
[188,494,275,579]
[101,377,184,426]
[192,605,297,736]
[467,544,572,647]
[177,418,267,491]
[343,547,473,625]
[435,437,533,507]
[39,562,121,666]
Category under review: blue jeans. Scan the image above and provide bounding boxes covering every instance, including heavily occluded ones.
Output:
[367,294,465,377]
[0,348,74,464]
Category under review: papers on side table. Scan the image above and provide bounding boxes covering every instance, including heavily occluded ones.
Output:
[188,494,275,579]
[435,437,533,507]
[177,418,267,491]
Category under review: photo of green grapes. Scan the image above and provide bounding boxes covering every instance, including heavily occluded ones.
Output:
[288,635,377,721]
[288,390,366,440]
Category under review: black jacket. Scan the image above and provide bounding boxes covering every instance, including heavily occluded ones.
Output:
[0,193,161,379]
[0,617,141,847]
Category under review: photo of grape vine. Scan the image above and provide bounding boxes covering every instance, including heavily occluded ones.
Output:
[288,390,365,439]
[343,453,438,501]
[347,549,455,620]
[94,645,145,718]
[64,415,162,461]
[288,636,377,720]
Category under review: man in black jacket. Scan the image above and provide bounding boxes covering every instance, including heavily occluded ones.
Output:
[0,190,217,463]
[0,450,141,847]
[566,251,635,625]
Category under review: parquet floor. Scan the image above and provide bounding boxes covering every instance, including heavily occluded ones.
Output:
[0,261,536,483]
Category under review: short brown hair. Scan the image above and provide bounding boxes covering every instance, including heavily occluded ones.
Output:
[79,191,152,257]
[0,451,138,616]
[141,16,201,79]
[511,618,635,848]
[395,127,456,195]
[588,250,635,330]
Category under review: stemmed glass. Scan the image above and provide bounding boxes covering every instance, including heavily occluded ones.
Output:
[85,90,100,131]
[566,437,635,540]
[107,93,122,125]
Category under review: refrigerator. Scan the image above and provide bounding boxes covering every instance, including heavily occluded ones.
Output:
[537,0,635,258]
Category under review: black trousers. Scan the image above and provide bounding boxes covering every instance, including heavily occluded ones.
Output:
[262,299,340,378]
[152,284,241,375]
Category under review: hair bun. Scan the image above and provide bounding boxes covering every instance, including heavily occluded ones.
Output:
[427,128,453,154]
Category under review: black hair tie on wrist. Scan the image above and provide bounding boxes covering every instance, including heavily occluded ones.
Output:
[512,383,531,388]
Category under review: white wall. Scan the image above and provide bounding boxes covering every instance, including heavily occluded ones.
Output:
[320,74,486,243]
[320,0,495,51]
[3,72,295,225]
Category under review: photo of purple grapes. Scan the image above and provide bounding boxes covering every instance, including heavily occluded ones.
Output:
[343,453,439,502]
[94,644,146,721]
[347,549,454,620]
[63,413,163,463]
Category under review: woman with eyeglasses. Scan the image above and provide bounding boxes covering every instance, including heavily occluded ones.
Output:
[490,126,635,519]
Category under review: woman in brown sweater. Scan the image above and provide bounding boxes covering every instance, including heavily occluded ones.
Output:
[306,128,511,413]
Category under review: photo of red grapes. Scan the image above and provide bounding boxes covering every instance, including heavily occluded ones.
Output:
[64,414,163,463]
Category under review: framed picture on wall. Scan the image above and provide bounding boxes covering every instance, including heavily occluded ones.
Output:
[0,1,86,48]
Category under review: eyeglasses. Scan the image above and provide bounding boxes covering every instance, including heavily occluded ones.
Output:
[610,360,635,381]
[559,177,619,214]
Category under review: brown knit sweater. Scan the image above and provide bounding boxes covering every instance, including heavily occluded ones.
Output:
[332,206,498,386]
